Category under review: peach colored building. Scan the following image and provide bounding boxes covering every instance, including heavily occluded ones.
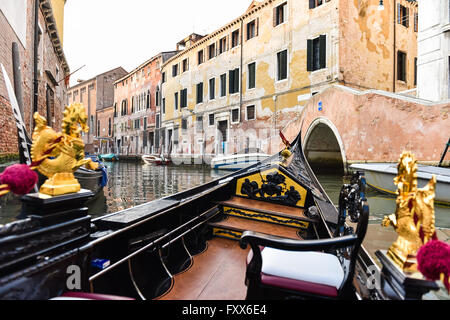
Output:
[113,52,177,156]
[97,106,114,154]
[67,67,127,153]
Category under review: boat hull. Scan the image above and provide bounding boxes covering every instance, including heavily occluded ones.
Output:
[350,163,450,205]
[142,155,171,165]
[211,153,270,171]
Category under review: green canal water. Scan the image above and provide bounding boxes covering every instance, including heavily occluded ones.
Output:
[1,162,449,228]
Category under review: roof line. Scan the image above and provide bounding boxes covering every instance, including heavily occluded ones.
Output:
[162,0,273,67]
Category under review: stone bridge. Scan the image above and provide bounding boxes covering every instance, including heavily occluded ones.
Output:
[283,85,450,173]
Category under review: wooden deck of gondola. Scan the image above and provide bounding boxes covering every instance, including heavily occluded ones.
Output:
[219,197,307,219]
[210,216,303,240]
[157,238,249,300]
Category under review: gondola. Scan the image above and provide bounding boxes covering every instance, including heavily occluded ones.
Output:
[0,130,441,300]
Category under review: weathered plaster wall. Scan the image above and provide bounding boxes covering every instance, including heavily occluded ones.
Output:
[114,56,165,155]
[417,0,450,101]
[339,0,418,93]
[161,0,341,158]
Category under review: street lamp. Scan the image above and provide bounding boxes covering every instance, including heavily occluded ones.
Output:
[378,0,385,11]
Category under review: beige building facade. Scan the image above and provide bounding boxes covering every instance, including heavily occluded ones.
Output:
[160,0,418,162]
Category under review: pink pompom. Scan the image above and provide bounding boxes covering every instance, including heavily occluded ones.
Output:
[0,164,38,195]
[417,240,450,292]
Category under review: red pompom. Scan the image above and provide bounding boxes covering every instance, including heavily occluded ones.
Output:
[417,240,450,292]
[0,164,38,195]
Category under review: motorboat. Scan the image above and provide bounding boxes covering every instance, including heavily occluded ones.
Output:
[142,154,171,165]
[98,154,119,162]
[350,163,450,206]
[211,148,270,171]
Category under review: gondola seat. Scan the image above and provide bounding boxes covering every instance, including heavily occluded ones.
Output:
[51,292,135,300]
[260,249,344,297]
[241,204,369,300]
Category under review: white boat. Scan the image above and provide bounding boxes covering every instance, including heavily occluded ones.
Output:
[210,148,270,171]
[350,163,450,205]
[141,155,171,165]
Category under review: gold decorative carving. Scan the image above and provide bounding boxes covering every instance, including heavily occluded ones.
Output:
[382,152,437,272]
[31,103,98,196]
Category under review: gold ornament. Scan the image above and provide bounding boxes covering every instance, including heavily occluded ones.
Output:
[382,151,437,272]
[31,103,98,196]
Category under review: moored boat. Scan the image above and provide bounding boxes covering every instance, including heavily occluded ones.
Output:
[211,148,270,171]
[350,163,450,206]
[142,154,171,165]
[98,154,119,162]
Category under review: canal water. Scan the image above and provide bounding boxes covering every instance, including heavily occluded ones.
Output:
[1,161,449,228]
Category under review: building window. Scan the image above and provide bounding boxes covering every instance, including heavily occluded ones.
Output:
[174,92,179,110]
[220,74,227,97]
[229,68,240,94]
[209,114,215,126]
[219,37,227,54]
[156,87,160,106]
[277,50,288,80]
[172,64,179,77]
[108,118,112,136]
[209,78,215,100]
[246,105,256,121]
[162,98,166,114]
[247,20,256,40]
[274,2,287,26]
[196,116,203,132]
[144,117,147,130]
[114,103,117,117]
[231,30,239,48]
[397,4,409,28]
[146,90,150,109]
[198,50,204,65]
[414,13,418,32]
[196,82,204,104]
[181,118,187,131]
[182,58,189,72]
[414,57,417,86]
[248,62,256,89]
[97,120,100,137]
[162,72,166,83]
[231,108,240,123]
[307,35,326,72]
[208,43,216,60]
[309,0,324,9]
[180,89,187,108]
[397,51,407,82]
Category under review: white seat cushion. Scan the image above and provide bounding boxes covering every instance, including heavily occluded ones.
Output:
[261,248,345,290]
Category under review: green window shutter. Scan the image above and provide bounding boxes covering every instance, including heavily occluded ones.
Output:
[319,35,326,69]
[307,39,313,71]
[234,69,240,93]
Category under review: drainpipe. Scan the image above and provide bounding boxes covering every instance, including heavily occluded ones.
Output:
[32,0,40,128]
[393,0,396,93]
[239,18,244,115]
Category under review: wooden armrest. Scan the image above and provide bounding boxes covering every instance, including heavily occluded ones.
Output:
[240,231,357,252]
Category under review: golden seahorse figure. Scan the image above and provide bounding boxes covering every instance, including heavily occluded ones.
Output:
[31,103,98,196]
[382,151,437,272]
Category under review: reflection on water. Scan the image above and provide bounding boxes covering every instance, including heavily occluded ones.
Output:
[0,163,449,229]
[87,163,229,219]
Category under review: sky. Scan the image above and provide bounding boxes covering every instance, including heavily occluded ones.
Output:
[63,0,252,86]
